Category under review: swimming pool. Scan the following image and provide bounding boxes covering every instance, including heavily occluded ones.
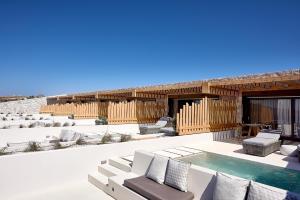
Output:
[180,151,300,194]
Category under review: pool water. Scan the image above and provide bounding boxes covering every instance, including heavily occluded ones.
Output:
[180,151,300,194]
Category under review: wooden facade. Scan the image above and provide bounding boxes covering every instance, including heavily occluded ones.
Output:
[40,100,166,124]
[41,69,300,135]
[176,98,237,135]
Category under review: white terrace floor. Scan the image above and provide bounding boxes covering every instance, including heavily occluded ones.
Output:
[8,140,300,200]
[9,181,114,200]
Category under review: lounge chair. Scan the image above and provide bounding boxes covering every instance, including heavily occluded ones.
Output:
[139,117,172,135]
[160,127,176,136]
[242,132,281,156]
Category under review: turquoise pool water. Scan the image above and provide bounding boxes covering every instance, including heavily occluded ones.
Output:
[180,151,300,194]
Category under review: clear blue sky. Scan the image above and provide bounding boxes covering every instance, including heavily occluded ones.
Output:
[0,0,300,96]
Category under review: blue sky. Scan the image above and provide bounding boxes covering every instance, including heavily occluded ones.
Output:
[0,0,300,96]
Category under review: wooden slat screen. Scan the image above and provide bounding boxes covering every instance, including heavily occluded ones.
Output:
[108,101,166,124]
[176,97,237,135]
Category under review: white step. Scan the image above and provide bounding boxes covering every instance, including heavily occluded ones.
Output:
[164,148,192,156]
[98,164,127,177]
[122,155,134,162]
[176,146,203,154]
[154,150,181,158]
[108,157,132,172]
[88,172,109,190]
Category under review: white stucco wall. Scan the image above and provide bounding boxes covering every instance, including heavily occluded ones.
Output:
[0,133,214,199]
[0,97,47,114]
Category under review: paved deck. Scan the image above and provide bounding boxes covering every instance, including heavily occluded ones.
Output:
[187,141,300,171]
[8,181,113,200]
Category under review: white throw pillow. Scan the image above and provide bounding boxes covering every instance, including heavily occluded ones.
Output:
[164,159,190,192]
[247,181,300,200]
[213,172,249,200]
[146,155,169,184]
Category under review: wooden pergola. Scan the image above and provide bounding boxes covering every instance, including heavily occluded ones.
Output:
[48,70,300,103]
[42,69,300,136]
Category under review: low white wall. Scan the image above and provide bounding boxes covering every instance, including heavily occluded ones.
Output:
[0,124,140,146]
[0,133,213,199]
[0,116,96,128]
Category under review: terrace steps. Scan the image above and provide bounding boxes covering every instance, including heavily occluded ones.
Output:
[98,163,129,177]
[108,157,132,172]
[88,157,133,192]
[88,172,109,191]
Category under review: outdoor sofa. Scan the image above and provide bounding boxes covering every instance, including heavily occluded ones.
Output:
[104,150,300,200]
[242,132,281,157]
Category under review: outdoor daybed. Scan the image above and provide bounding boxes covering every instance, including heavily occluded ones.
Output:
[139,117,172,135]
[242,132,281,157]
[104,150,300,200]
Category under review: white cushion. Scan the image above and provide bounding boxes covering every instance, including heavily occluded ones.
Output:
[256,132,280,140]
[146,155,169,184]
[165,159,190,192]
[247,181,288,200]
[280,145,298,157]
[213,172,249,200]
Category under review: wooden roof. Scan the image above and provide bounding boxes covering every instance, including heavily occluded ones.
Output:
[50,69,300,100]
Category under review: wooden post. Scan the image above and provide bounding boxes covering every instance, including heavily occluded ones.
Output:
[236,92,243,124]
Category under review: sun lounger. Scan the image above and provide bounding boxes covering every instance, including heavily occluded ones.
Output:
[242,132,281,156]
[139,117,174,135]
[160,127,176,136]
[139,121,168,135]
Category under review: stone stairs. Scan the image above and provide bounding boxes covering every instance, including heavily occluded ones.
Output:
[88,157,132,193]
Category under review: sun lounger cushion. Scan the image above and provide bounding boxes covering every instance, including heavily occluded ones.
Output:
[146,155,169,184]
[124,176,194,200]
[213,172,249,200]
[164,159,190,192]
[247,181,300,200]
[243,137,278,147]
[256,132,280,140]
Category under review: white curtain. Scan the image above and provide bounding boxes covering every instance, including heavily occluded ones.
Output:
[296,99,300,124]
[277,99,291,136]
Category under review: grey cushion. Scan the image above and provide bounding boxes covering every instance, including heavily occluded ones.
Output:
[298,145,300,151]
[247,181,300,200]
[146,155,169,184]
[124,176,194,200]
[213,172,249,200]
[256,132,280,140]
[155,120,168,127]
[243,137,278,147]
[165,159,190,192]
[280,145,298,157]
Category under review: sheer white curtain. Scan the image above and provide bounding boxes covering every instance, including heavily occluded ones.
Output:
[277,99,291,136]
